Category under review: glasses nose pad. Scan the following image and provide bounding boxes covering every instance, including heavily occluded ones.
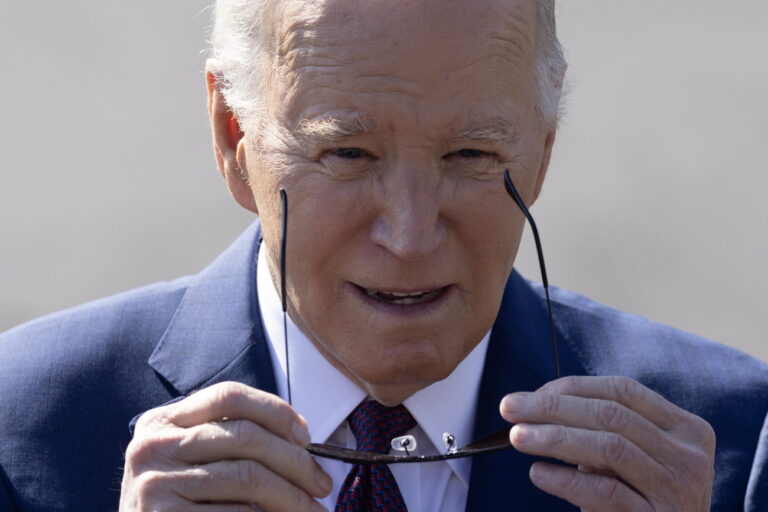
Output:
[391,435,417,455]
[442,433,457,454]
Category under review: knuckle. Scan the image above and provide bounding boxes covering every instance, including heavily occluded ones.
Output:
[548,375,578,393]
[271,398,300,426]
[596,401,628,431]
[236,459,266,491]
[662,463,689,497]
[286,484,315,512]
[675,412,717,457]
[125,434,172,469]
[538,392,560,418]
[132,470,169,498]
[544,425,568,448]
[291,442,313,471]
[683,445,715,482]
[693,418,717,453]
[600,432,628,465]
[134,411,154,432]
[611,376,643,402]
[176,423,209,451]
[213,381,249,409]
[562,468,583,495]
[232,419,261,452]
[594,475,622,504]
[134,406,170,433]
[265,399,303,441]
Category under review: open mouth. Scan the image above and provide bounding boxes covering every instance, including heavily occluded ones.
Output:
[362,286,448,305]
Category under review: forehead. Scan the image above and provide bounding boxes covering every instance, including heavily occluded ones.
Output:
[265,0,539,130]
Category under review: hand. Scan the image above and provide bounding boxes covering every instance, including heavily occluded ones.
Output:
[500,376,716,512]
[120,381,331,512]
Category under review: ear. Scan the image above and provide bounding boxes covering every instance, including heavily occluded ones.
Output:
[531,130,556,205]
[206,60,259,214]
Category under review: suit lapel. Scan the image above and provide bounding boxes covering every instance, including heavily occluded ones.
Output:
[465,270,584,511]
[147,221,277,397]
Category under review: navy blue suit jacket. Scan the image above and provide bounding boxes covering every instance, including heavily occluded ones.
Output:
[1,221,767,511]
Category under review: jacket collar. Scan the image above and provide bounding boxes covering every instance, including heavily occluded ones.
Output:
[148,220,277,396]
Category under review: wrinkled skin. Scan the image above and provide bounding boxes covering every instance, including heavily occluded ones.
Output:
[237,0,551,406]
[502,376,715,511]
[119,0,715,510]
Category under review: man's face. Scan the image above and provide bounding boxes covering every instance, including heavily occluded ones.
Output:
[231,0,553,404]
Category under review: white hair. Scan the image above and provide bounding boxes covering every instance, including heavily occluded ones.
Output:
[209,0,567,131]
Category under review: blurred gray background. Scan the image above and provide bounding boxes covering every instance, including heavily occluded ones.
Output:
[1,2,766,361]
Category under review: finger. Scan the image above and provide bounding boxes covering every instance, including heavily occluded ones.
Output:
[170,461,329,512]
[510,423,662,493]
[174,420,333,498]
[578,465,619,480]
[163,382,310,446]
[500,392,676,461]
[537,376,682,430]
[529,462,652,512]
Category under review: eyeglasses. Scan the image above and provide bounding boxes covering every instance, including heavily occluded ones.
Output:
[278,169,560,465]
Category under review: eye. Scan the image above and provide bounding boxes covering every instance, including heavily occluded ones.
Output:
[454,148,492,159]
[443,148,499,179]
[330,147,367,159]
[320,147,375,180]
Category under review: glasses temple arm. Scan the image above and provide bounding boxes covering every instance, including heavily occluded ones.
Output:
[279,188,293,405]
[503,170,561,379]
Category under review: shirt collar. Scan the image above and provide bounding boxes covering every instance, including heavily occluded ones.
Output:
[257,244,490,484]
[257,245,366,444]
[403,331,489,485]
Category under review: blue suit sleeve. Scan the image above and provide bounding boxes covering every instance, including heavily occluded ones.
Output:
[746,412,768,511]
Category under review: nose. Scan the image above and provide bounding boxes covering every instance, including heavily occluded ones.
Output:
[369,163,446,261]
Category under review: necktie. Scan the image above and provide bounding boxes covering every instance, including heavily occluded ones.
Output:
[335,400,417,512]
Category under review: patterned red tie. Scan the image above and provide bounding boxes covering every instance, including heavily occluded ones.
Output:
[335,400,417,512]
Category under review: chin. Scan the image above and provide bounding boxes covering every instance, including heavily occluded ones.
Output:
[361,379,432,407]
[349,347,459,404]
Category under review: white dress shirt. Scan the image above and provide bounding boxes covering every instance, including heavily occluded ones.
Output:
[257,247,490,512]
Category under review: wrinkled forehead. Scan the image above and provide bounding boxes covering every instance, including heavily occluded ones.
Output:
[261,0,539,99]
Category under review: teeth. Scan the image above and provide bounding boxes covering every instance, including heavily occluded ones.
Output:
[389,291,431,298]
[364,287,443,305]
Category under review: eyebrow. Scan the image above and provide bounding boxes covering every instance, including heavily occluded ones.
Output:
[294,115,519,145]
[294,116,374,143]
[454,120,520,145]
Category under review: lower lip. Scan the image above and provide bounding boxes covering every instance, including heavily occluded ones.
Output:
[349,283,455,318]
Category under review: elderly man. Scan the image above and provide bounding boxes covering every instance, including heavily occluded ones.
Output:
[1,0,766,511]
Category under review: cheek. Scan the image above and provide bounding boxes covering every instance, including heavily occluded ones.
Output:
[453,185,526,277]
[283,181,370,304]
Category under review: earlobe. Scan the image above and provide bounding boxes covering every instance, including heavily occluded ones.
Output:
[205,62,259,215]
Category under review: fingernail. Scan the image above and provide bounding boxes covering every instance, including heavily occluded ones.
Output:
[510,424,536,445]
[529,462,547,483]
[292,420,311,446]
[501,394,529,417]
[315,469,333,496]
